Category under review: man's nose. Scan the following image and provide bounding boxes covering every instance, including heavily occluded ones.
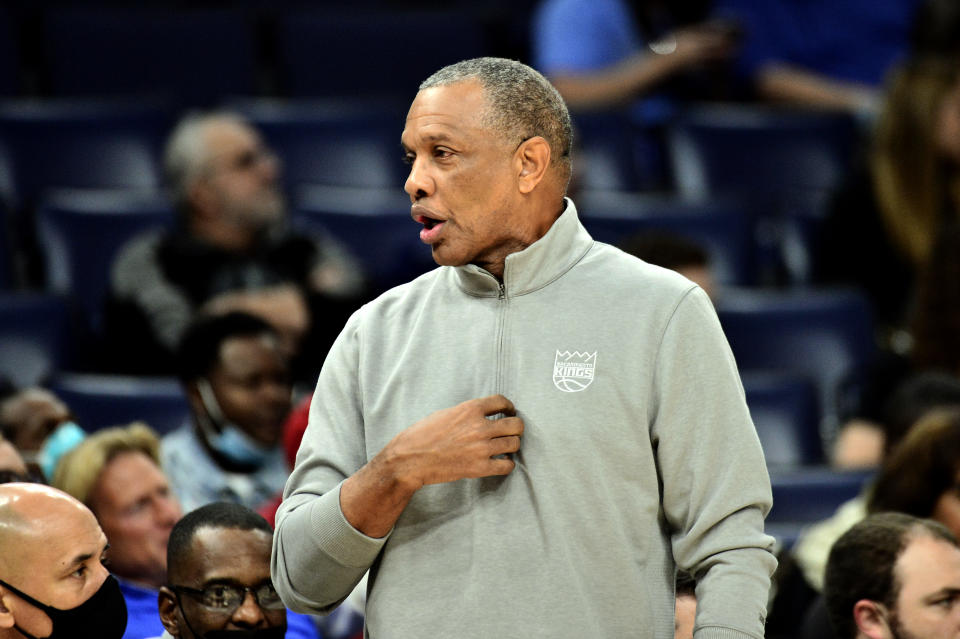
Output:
[231,590,267,628]
[154,494,182,525]
[404,158,433,201]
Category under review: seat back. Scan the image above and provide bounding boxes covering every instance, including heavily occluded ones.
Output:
[277,9,487,98]
[36,189,175,335]
[48,373,191,435]
[767,467,873,548]
[668,105,857,197]
[0,100,171,205]
[230,99,407,191]
[43,8,257,103]
[0,293,71,387]
[742,372,822,467]
[717,287,875,440]
[577,191,755,286]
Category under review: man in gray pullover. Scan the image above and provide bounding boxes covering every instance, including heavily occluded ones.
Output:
[272,57,776,638]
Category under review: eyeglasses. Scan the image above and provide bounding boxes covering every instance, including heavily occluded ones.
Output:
[171,582,285,613]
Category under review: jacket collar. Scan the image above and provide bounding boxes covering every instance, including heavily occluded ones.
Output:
[451,199,593,298]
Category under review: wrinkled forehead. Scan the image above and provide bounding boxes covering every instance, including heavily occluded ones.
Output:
[176,526,273,584]
[199,118,263,165]
[1,500,105,579]
[403,80,494,143]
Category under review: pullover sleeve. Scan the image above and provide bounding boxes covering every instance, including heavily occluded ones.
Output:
[649,286,777,639]
[272,310,388,614]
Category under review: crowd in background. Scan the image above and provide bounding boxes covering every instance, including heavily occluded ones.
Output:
[1,0,960,637]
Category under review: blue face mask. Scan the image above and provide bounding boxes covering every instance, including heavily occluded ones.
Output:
[38,421,86,480]
[196,380,274,468]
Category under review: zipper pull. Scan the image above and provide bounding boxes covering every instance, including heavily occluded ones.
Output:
[498,282,505,300]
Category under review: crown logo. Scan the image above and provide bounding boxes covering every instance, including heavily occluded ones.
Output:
[553,350,597,393]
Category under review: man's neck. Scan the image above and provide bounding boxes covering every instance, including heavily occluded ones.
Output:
[189,216,257,253]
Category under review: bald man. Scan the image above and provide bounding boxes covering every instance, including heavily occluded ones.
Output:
[0,483,127,639]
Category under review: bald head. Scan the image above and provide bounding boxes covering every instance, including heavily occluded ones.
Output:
[0,484,103,580]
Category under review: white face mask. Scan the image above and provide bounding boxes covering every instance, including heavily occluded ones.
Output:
[196,379,273,467]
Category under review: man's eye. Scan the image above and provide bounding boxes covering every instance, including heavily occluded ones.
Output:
[401,153,415,165]
[203,585,236,608]
[433,148,452,158]
[71,566,87,578]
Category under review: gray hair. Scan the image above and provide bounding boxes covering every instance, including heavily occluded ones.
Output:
[163,111,248,211]
[420,57,573,188]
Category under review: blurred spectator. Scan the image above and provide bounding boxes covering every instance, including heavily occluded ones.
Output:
[105,111,365,381]
[911,223,960,377]
[532,0,739,113]
[164,312,292,514]
[157,502,318,639]
[52,423,182,639]
[0,388,72,458]
[0,483,127,639]
[712,0,919,113]
[823,512,960,639]
[770,402,960,637]
[0,387,84,480]
[833,371,960,469]
[619,232,715,300]
[817,49,960,343]
[257,395,309,529]
[256,396,365,639]
[0,436,30,483]
[867,408,960,535]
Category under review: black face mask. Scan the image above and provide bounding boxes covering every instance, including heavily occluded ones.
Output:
[202,629,286,639]
[0,574,127,639]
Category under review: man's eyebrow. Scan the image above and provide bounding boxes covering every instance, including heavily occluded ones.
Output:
[66,542,110,571]
[926,586,960,601]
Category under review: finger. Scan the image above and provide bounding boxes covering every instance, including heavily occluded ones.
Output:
[486,415,524,437]
[484,457,516,477]
[476,394,516,417]
[489,435,521,457]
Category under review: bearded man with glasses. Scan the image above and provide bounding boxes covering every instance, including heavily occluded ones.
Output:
[157,502,319,639]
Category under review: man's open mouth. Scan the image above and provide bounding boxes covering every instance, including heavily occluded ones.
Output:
[416,215,446,243]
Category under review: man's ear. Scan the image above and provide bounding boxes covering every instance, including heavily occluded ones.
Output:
[158,587,183,638]
[853,599,892,639]
[515,136,552,194]
[0,588,16,629]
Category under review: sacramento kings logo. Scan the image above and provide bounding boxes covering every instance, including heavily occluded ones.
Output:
[553,351,597,393]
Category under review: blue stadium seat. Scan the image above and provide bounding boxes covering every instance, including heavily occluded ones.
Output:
[576,190,755,286]
[667,105,857,198]
[572,113,649,192]
[667,105,858,283]
[36,189,175,335]
[716,288,875,441]
[766,467,873,548]
[277,9,487,98]
[742,372,822,467]
[0,198,13,289]
[42,8,257,104]
[229,98,407,191]
[0,99,172,205]
[294,185,435,293]
[0,137,15,210]
[0,293,71,387]
[0,8,20,97]
[48,373,191,435]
